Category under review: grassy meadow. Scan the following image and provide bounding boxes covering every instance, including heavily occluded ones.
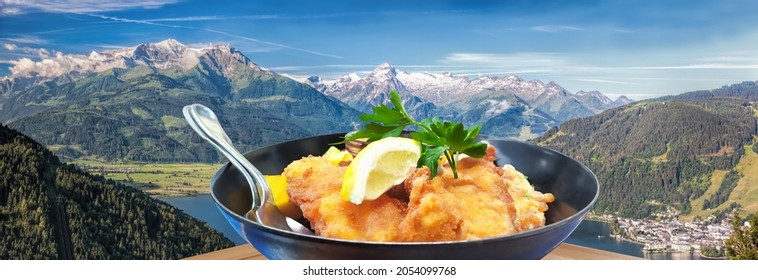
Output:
[73,159,222,197]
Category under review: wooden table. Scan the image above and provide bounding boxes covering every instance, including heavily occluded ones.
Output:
[186,243,641,260]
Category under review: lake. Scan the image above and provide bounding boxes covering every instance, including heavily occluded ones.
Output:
[564,219,701,260]
[161,194,700,259]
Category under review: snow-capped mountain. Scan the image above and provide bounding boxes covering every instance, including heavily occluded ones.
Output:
[0,39,360,162]
[305,62,443,119]
[304,62,632,125]
[306,63,552,106]
[576,90,613,105]
[324,62,408,111]
[1,39,270,94]
[575,90,622,113]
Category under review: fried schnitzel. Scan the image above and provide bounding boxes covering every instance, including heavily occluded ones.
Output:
[283,146,554,242]
[284,156,405,241]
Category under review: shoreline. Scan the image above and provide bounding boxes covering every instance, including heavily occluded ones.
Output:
[582,216,648,246]
[151,192,206,199]
[584,213,724,258]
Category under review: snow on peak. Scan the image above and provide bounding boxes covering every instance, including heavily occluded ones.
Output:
[377,61,394,69]
[4,39,258,80]
[297,62,617,114]
[132,39,199,70]
[576,90,613,105]
[154,38,184,50]
[347,73,361,81]
[305,62,588,104]
[369,62,397,77]
[543,81,569,96]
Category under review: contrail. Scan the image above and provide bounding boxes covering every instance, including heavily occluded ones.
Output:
[82,13,344,59]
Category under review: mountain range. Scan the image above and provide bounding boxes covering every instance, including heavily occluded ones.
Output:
[299,62,631,137]
[0,39,359,162]
[0,39,629,161]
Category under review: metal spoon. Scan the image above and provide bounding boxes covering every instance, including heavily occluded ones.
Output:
[182,104,314,235]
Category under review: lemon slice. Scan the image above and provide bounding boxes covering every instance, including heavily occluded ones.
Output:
[341,137,421,204]
[264,174,303,219]
[322,146,353,165]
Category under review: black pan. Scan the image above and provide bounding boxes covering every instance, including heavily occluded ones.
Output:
[209,133,599,259]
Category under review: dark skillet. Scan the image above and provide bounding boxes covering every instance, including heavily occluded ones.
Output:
[209,133,598,259]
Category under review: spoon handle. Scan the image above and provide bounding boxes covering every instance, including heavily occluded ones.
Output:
[183,104,314,235]
[182,104,267,210]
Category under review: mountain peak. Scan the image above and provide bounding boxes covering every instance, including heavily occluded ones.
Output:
[361,62,402,91]
[544,81,568,96]
[613,95,633,106]
[371,62,397,76]
[154,38,185,49]
[577,90,610,99]
[378,61,394,69]
[1,39,271,93]
[132,41,195,69]
[575,90,613,107]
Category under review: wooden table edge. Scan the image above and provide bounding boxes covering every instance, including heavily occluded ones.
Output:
[184,243,641,260]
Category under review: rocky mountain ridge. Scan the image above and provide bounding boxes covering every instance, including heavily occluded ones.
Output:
[302,62,631,121]
[0,39,359,162]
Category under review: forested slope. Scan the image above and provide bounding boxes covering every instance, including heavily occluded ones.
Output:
[0,124,233,259]
[539,98,758,218]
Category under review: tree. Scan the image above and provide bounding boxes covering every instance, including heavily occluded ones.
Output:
[725,213,758,260]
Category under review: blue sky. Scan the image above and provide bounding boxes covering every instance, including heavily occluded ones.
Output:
[1,0,758,99]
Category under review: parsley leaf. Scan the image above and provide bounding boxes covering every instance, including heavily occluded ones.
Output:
[418,145,446,178]
[340,90,486,178]
[339,92,414,143]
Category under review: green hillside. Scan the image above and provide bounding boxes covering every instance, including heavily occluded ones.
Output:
[0,124,233,259]
[1,60,359,163]
[539,98,758,219]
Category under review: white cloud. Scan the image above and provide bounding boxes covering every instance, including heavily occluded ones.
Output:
[1,7,22,15]
[440,52,758,76]
[485,99,512,116]
[143,15,279,22]
[1,35,48,45]
[7,49,132,78]
[198,28,342,59]
[529,25,584,33]
[570,78,639,85]
[618,64,758,70]
[611,28,633,33]
[440,52,567,70]
[1,0,179,14]
[1,43,51,58]
[144,15,224,22]
[88,44,131,50]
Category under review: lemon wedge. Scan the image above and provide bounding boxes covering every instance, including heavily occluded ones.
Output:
[341,137,421,204]
[263,174,302,219]
[322,146,353,165]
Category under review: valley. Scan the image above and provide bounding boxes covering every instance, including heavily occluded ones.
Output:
[73,160,221,197]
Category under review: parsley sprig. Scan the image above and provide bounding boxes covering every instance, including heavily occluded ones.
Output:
[341,91,487,178]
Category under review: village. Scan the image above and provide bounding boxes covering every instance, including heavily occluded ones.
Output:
[594,211,735,258]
